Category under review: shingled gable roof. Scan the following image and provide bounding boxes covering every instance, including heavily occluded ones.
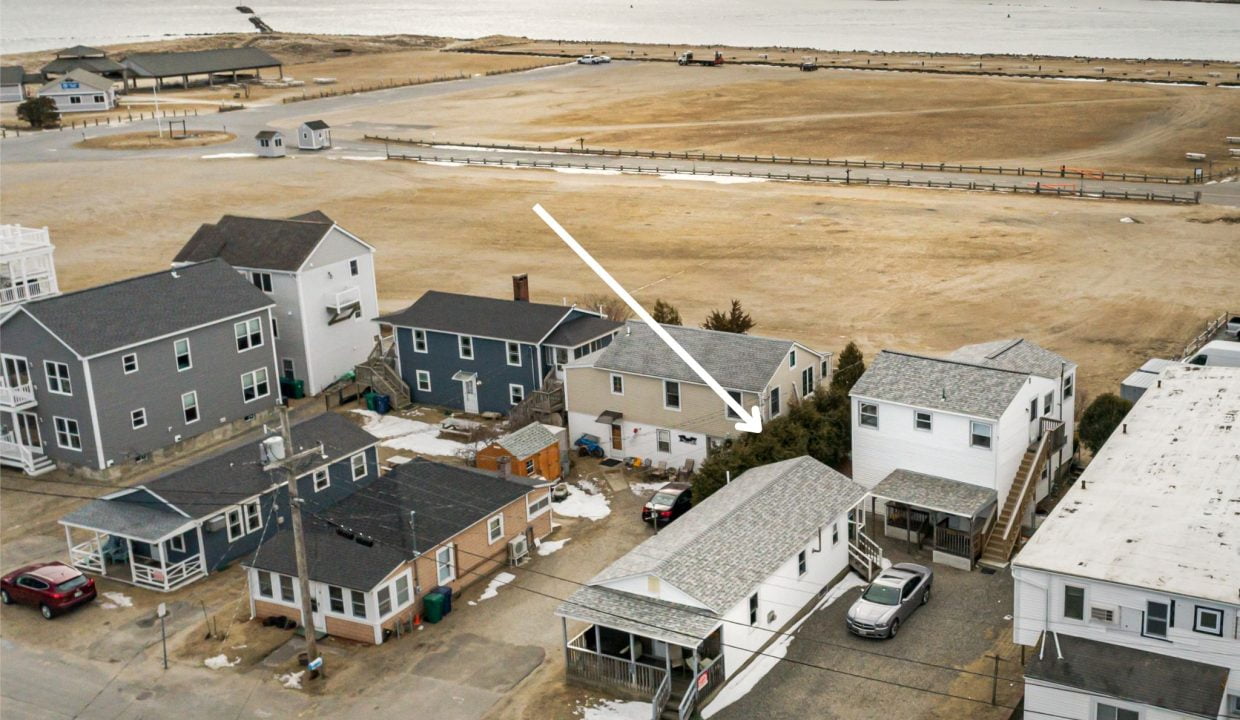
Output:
[948,338,1075,379]
[494,423,558,459]
[39,68,113,93]
[121,47,280,79]
[175,212,361,272]
[587,456,866,614]
[10,259,273,358]
[850,350,1029,420]
[588,321,797,394]
[303,120,329,130]
[377,291,595,345]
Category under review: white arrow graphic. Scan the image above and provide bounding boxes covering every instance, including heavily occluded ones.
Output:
[533,204,764,434]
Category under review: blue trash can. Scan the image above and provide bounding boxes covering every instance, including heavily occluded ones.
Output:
[374,394,392,415]
[432,585,453,615]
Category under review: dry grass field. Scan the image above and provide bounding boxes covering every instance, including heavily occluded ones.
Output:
[75,130,234,149]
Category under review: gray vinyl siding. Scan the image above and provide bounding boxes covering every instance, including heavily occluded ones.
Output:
[395,327,542,414]
[88,309,279,467]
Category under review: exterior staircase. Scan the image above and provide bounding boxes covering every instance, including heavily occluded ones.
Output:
[353,335,412,410]
[0,432,55,477]
[848,527,885,581]
[507,370,565,428]
[978,420,1062,569]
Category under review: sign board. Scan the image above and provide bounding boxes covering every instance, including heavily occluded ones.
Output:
[157,602,168,618]
[60,81,80,89]
[307,656,324,671]
[696,671,709,691]
[1194,168,1204,179]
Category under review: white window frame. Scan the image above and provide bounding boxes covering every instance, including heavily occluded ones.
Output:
[413,329,428,353]
[182,390,199,424]
[350,452,367,481]
[234,317,263,352]
[797,550,807,576]
[168,535,186,553]
[395,575,411,607]
[527,492,551,519]
[349,588,366,618]
[277,574,295,603]
[1043,391,1053,415]
[131,408,147,430]
[858,402,878,428]
[122,353,139,374]
[225,507,244,542]
[509,383,524,406]
[788,350,796,368]
[769,387,780,417]
[1063,374,1074,399]
[243,500,262,534]
[663,380,681,411]
[377,585,393,617]
[610,373,624,395]
[174,337,192,371]
[312,468,330,492]
[801,366,814,397]
[914,410,933,432]
[832,523,839,545]
[970,421,992,449]
[44,361,71,395]
[251,272,273,293]
[415,370,431,392]
[487,515,504,544]
[506,341,522,367]
[458,335,473,360]
[1193,606,1223,636]
[271,317,279,339]
[656,429,671,453]
[1093,701,1141,720]
[53,416,82,451]
[436,544,456,584]
[1142,599,1170,639]
[1063,584,1086,621]
[258,570,273,598]
[241,368,270,403]
[328,585,344,613]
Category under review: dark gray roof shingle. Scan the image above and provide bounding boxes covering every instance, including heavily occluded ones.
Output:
[254,130,280,140]
[871,469,996,517]
[15,259,273,357]
[1025,633,1228,717]
[377,291,579,344]
[122,48,281,78]
[1,66,24,85]
[303,120,330,130]
[58,45,107,58]
[543,314,620,347]
[557,586,720,646]
[850,351,1028,420]
[175,213,335,271]
[42,57,125,76]
[60,498,191,542]
[248,526,409,592]
[949,338,1075,379]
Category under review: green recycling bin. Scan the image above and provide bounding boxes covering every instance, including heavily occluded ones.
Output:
[291,379,305,399]
[364,391,377,412]
[423,591,445,624]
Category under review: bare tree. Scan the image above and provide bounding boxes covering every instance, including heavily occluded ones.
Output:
[576,293,633,322]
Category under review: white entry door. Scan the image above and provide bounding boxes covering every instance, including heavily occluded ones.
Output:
[461,377,479,414]
[311,586,327,633]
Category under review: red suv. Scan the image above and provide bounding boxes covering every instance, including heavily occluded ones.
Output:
[1,562,97,619]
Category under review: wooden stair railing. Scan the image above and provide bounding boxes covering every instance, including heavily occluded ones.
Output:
[978,421,1060,568]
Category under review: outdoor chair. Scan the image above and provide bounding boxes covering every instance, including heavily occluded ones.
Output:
[678,458,695,477]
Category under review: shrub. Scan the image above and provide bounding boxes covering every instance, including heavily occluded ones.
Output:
[1078,393,1133,454]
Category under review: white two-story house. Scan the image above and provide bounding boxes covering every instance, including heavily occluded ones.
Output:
[1012,364,1239,720]
[174,211,378,397]
[564,322,831,471]
[850,339,1076,569]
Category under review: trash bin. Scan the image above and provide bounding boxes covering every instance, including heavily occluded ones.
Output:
[432,585,453,615]
[423,591,445,624]
[291,379,306,399]
[374,394,391,414]
[364,391,377,411]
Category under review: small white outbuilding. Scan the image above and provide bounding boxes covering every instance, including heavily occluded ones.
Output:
[255,129,285,158]
[298,120,331,150]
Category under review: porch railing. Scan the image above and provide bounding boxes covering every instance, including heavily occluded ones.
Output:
[69,538,104,573]
[934,525,973,558]
[0,381,36,408]
[651,674,671,720]
[132,555,204,591]
[565,645,667,697]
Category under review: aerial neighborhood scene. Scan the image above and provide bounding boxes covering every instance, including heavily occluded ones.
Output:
[1,2,1238,720]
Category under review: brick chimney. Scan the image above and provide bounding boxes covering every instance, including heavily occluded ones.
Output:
[512,274,529,302]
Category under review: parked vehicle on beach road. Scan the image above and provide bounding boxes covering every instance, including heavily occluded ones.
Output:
[845,563,932,639]
[577,55,603,65]
[1,562,97,619]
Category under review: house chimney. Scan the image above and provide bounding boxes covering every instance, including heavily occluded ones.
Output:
[512,274,529,302]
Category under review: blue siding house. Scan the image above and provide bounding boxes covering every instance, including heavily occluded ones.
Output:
[377,276,619,415]
[59,412,379,592]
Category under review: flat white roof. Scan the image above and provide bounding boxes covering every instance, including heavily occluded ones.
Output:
[1015,364,1240,605]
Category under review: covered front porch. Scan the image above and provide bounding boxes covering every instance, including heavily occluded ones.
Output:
[60,500,207,592]
[868,469,997,571]
[558,585,725,720]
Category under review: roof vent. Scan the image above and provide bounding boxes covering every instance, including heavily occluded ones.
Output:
[356,536,374,548]
[171,271,180,279]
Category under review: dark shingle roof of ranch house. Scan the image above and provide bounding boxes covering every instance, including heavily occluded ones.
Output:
[378,290,600,345]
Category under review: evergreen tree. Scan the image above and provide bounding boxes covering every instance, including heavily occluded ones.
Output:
[16,97,59,129]
[830,341,865,394]
[702,299,755,334]
[1079,393,1133,454]
[651,299,682,325]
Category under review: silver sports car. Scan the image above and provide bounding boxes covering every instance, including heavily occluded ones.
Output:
[845,563,933,639]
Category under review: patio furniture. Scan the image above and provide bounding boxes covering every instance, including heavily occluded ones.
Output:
[678,458,695,478]
[649,460,668,479]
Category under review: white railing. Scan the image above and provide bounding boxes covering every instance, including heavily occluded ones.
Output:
[0,381,37,407]
[70,539,104,573]
[1000,432,1052,542]
[0,432,35,470]
[327,285,362,312]
[1,279,56,307]
[651,673,671,720]
[0,225,53,254]
[131,555,204,591]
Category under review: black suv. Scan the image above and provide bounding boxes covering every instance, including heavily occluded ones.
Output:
[641,482,692,524]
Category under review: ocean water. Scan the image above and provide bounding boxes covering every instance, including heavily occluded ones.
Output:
[1,0,1237,59]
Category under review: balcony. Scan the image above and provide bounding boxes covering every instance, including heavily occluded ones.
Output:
[0,381,37,410]
[325,286,362,325]
[1,225,59,311]
[0,431,53,476]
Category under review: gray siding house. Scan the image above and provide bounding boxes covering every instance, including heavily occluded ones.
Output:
[0,259,279,477]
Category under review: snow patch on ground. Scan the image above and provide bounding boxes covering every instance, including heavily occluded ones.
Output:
[555,481,611,521]
[477,571,516,601]
[204,655,240,670]
[700,573,867,718]
[278,670,304,689]
[351,409,470,457]
[659,174,768,184]
[575,699,652,719]
[628,481,665,496]
[536,538,571,556]
[102,591,133,608]
[202,152,257,159]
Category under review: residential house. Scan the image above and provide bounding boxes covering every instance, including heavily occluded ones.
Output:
[255,130,285,158]
[564,322,830,470]
[298,120,331,150]
[0,259,279,478]
[59,413,379,592]
[555,456,881,718]
[850,339,1076,570]
[1,66,26,102]
[1,224,60,312]
[245,458,553,644]
[1011,364,1239,720]
[377,275,620,415]
[37,68,115,113]
[476,422,563,481]
[174,211,378,396]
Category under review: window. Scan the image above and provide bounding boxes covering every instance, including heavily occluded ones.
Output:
[524,459,535,474]
[395,576,410,606]
[611,374,624,395]
[44,361,71,395]
[349,259,359,276]
[821,360,829,382]
[528,492,551,519]
[769,387,780,417]
[182,391,199,424]
[415,370,431,392]
[251,272,272,293]
[788,350,797,368]
[487,515,504,544]
[271,317,279,339]
[131,408,147,429]
[259,138,269,147]
[725,390,742,419]
[174,338,191,371]
[350,589,366,618]
[122,354,138,374]
[278,574,294,603]
[53,416,81,451]
[244,500,262,533]
[258,571,273,598]
[312,469,330,492]
[801,366,814,397]
[509,383,524,406]
[235,318,263,351]
[413,329,427,353]
[748,593,759,625]
[436,545,456,584]
[914,410,933,431]
[859,402,878,428]
[797,551,807,576]
[328,586,344,613]
[351,452,367,481]
[241,368,270,403]
[1063,374,1074,399]
[1063,585,1085,620]
[93,94,104,103]
[225,507,244,541]
[377,586,392,616]
[1143,600,1169,638]
[832,523,839,545]
[970,421,992,449]
[506,341,521,367]
[1193,606,1223,636]
[656,429,671,453]
[1095,703,1139,720]
[274,138,282,147]
[69,95,82,104]
[664,381,680,410]
[168,535,186,553]
[458,335,473,360]
[281,359,295,381]
[1043,392,1053,414]
[1228,695,1240,718]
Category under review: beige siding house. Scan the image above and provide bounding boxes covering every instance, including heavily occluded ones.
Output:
[564,322,830,469]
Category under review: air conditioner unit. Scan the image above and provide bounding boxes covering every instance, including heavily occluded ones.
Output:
[205,515,227,533]
[1090,605,1117,625]
[508,535,529,566]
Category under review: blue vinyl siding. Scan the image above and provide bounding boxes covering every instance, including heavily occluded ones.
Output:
[395,327,542,414]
